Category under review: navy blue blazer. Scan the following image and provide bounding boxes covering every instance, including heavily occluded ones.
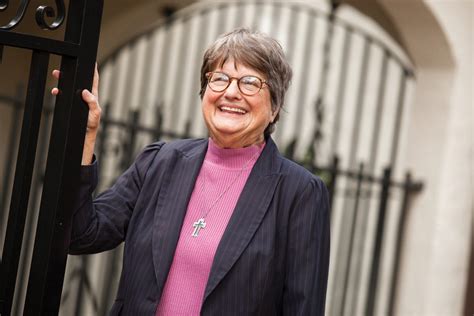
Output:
[69,137,330,315]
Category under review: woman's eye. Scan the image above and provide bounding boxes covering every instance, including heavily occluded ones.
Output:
[241,76,260,87]
[212,74,229,83]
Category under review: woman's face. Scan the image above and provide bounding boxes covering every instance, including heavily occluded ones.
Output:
[201,59,278,148]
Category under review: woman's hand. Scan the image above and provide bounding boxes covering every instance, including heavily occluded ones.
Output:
[51,63,101,165]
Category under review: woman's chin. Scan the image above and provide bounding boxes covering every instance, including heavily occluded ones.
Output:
[210,118,247,135]
[211,126,244,138]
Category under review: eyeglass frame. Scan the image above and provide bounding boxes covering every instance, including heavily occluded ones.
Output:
[205,71,268,96]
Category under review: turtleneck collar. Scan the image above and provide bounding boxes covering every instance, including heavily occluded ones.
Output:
[204,137,265,170]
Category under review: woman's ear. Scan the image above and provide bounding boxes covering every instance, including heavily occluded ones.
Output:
[270,108,279,123]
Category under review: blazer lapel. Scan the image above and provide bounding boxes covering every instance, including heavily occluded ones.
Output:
[203,138,282,301]
[152,140,207,299]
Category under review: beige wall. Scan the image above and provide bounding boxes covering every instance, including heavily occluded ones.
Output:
[379,0,473,314]
[98,0,196,61]
[421,1,473,314]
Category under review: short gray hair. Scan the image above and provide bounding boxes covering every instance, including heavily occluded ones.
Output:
[200,28,292,136]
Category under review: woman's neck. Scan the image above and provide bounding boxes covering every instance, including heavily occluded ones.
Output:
[209,134,264,149]
[205,137,264,170]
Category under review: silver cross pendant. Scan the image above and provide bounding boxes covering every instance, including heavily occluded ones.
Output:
[192,218,206,237]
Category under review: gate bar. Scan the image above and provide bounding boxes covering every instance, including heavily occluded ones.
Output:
[366,167,392,316]
[0,31,78,57]
[23,0,103,313]
[0,50,49,316]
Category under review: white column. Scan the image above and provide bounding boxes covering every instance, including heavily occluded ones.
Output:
[422,1,473,314]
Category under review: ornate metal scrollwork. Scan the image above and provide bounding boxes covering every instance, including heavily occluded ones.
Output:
[0,0,8,11]
[0,0,65,30]
[0,0,29,30]
[35,0,65,30]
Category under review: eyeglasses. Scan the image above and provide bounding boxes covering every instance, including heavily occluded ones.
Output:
[206,71,267,96]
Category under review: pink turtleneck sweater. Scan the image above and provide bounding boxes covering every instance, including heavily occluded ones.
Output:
[156,138,265,316]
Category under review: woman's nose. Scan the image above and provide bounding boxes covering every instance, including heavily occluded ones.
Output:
[224,79,242,98]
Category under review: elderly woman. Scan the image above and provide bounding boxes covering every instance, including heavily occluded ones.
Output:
[60,28,330,315]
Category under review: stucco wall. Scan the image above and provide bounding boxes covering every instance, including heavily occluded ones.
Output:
[379,0,473,314]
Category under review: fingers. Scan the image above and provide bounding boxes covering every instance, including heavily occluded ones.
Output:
[50,62,99,98]
[52,69,60,79]
[92,62,99,97]
[82,89,100,110]
[51,69,60,95]
[82,89,101,131]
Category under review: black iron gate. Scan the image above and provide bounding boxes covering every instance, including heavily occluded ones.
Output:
[0,1,103,315]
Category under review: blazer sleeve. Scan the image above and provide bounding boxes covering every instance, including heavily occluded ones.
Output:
[282,177,331,316]
[68,142,165,255]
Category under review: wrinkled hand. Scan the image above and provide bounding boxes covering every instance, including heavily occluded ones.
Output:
[51,63,101,165]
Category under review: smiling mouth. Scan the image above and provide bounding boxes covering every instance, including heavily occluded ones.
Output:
[219,106,247,114]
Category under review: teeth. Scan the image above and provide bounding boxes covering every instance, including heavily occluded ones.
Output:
[220,106,246,114]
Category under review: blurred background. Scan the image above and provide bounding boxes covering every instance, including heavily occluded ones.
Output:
[0,0,472,315]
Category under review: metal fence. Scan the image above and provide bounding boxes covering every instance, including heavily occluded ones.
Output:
[0,0,422,315]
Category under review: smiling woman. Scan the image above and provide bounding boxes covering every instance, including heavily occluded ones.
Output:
[65,28,331,315]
